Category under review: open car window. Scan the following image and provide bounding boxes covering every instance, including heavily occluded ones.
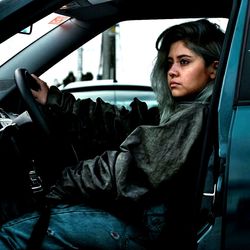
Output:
[40,18,228,86]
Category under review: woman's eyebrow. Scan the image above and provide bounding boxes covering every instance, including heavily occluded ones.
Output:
[177,54,193,59]
[168,54,193,60]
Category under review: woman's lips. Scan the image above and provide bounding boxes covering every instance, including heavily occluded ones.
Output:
[169,81,181,88]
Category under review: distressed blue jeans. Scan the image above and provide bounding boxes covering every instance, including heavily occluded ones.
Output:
[0,203,166,249]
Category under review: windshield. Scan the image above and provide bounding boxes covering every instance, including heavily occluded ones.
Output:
[0,13,70,66]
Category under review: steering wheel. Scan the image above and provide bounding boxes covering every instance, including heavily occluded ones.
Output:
[14,68,50,136]
[14,67,78,163]
[14,67,79,188]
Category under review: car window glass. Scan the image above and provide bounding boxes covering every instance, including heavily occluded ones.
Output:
[238,20,250,102]
[69,89,158,109]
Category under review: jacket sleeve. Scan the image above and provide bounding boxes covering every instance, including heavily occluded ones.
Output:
[44,86,159,159]
[46,103,207,205]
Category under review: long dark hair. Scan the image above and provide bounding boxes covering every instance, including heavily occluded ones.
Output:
[150,19,225,124]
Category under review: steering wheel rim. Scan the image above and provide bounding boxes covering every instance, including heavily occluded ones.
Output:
[14,68,50,136]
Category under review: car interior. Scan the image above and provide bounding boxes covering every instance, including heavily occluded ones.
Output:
[0,0,237,249]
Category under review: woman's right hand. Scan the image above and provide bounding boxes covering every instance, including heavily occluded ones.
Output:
[30,74,49,105]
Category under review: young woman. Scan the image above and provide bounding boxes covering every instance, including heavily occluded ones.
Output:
[0,19,224,249]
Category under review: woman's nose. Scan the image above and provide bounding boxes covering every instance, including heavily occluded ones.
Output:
[168,63,178,77]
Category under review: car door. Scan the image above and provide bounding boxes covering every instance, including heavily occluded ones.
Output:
[218,0,250,249]
[196,0,250,249]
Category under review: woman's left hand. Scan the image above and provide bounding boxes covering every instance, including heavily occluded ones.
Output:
[30,74,50,105]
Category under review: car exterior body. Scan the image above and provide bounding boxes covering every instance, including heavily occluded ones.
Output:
[60,80,158,109]
[0,0,250,249]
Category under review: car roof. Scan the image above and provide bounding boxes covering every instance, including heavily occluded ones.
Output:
[0,0,233,44]
[58,0,232,20]
[61,80,153,91]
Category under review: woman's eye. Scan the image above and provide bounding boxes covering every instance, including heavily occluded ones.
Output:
[180,59,189,65]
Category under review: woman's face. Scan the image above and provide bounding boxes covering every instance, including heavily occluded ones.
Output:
[167,40,217,98]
